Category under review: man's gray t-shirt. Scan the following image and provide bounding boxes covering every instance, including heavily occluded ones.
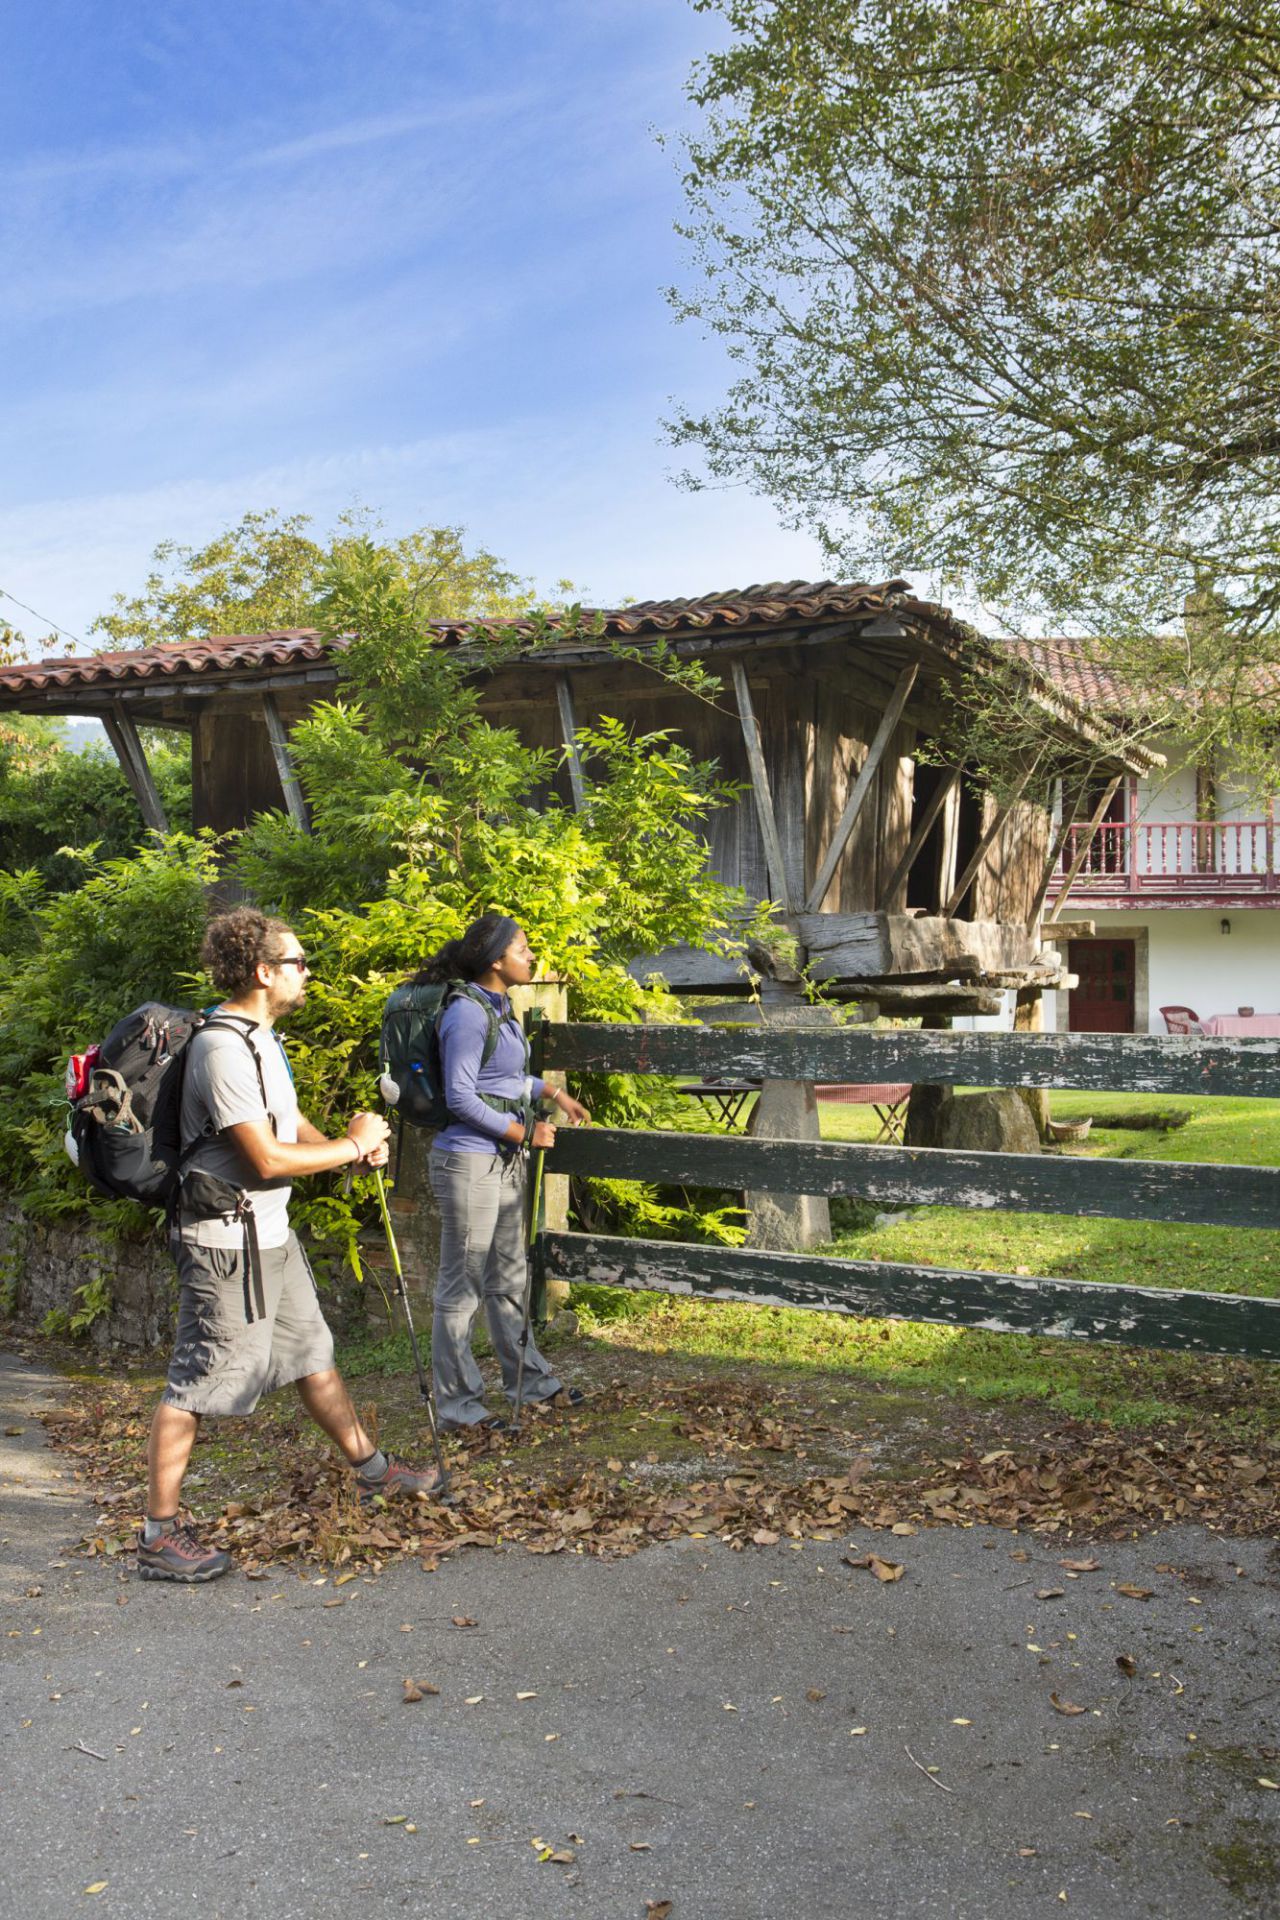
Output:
[178,1017,298,1249]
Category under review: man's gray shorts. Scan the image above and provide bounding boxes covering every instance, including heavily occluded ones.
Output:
[162,1231,335,1417]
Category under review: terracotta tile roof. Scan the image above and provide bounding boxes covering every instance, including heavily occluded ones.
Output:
[1003,636,1129,709]
[0,581,915,698]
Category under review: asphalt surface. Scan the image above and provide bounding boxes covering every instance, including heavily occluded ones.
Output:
[2,1348,1278,1920]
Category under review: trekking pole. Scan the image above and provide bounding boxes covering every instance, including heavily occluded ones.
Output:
[373,1165,450,1499]
[510,1140,546,1433]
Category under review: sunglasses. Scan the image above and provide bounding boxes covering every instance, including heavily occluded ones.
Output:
[273,955,310,974]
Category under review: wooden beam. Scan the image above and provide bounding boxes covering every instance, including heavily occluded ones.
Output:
[1044,776,1122,923]
[804,661,919,913]
[260,693,310,832]
[943,758,1039,917]
[554,671,589,816]
[542,1022,1280,1099]
[541,1233,1280,1361]
[102,703,169,833]
[730,659,793,911]
[550,1128,1280,1232]
[1025,782,1080,931]
[875,766,962,911]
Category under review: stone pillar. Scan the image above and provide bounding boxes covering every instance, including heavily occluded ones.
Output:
[1013,986,1051,1142]
[742,998,835,1251]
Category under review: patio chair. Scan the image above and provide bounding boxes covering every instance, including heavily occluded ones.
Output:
[1159,1005,1203,1035]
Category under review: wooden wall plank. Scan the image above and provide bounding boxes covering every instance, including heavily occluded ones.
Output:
[542,1232,1280,1360]
[543,1022,1280,1096]
[549,1127,1280,1230]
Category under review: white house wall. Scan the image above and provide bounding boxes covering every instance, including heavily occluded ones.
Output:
[1043,908,1280,1033]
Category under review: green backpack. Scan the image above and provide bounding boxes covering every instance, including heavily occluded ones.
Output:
[378,980,525,1129]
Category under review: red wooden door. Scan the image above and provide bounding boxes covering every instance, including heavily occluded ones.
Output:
[1068,939,1136,1032]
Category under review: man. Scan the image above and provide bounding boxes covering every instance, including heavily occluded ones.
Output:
[140,907,441,1584]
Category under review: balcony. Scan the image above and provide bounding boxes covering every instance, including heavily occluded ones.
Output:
[1046,819,1279,909]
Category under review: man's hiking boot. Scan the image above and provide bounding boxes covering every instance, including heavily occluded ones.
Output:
[137,1524,232,1584]
[356,1454,443,1504]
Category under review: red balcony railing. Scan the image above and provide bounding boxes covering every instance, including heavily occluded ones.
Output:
[1050,819,1278,901]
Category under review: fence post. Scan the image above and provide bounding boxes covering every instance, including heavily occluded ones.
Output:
[513,977,572,1319]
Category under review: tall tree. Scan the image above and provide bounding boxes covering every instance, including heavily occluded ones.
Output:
[91,510,544,648]
[670,0,1280,772]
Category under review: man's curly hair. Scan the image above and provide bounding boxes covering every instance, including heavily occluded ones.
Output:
[201,907,294,997]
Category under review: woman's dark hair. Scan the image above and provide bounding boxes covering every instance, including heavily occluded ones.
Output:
[413,913,520,985]
[202,907,294,996]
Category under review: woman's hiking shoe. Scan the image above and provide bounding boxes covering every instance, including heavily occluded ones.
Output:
[356,1454,445,1503]
[137,1524,232,1584]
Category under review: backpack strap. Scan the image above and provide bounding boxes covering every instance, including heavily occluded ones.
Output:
[189,1014,276,1144]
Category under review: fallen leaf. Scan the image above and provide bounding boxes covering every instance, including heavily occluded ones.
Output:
[334,1571,358,1587]
[752,1528,780,1546]
[890,1522,917,1537]
[806,1688,826,1703]
[1258,1778,1280,1791]
[383,1815,408,1825]
[868,1554,904,1583]
[1059,1557,1101,1573]
[225,1679,243,1689]
[84,1885,108,1896]
[322,1599,344,1609]
[402,1680,424,1703]
[1050,1694,1087,1716]
[1116,1656,1138,1677]
[951,1718,972,1727]
[1116,1584,1153,1601]
[606,1459,623,1472]
[630,1841,652,1851]
[452,1616,477,1628]
[464,1694,484,1705]
[1036,1588,1065,1601]
[516,1690,538,1701]
[646,1904,672,1919]
[546,1849,575,1865]
[4,1426,24,1436]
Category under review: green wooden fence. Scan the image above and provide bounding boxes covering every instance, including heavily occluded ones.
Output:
[528,1022,1280,1362]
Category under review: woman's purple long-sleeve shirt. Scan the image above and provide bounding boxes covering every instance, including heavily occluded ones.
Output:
[434,987,547,1153]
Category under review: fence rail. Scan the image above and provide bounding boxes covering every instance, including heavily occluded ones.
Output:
[541,1022,1280,1098]
[532,1020,1280,1363]
[1049,817,1279,897]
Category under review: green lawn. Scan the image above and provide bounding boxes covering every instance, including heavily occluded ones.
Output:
[568,1090,1280,1435]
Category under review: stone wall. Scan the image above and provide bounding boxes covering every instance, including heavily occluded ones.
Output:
[0,1202,175,1350]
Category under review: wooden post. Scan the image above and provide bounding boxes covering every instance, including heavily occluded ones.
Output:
[261,693,310,832]
[555,671,589,817]
[731,659,793,911]
[876,765,962,913]
[805,661,919,913]
[1045,775,1122,923]
[101,703,169,833]
[1026,775,1084,931]
[944,758,1039,917]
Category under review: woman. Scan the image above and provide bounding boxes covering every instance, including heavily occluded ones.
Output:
[421,913,590,1433]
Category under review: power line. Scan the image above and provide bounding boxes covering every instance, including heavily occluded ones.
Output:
[0,585,85,649]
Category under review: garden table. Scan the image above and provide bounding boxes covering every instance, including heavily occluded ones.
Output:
[1201,1013,1280,1037]
[815,1082,913,1144]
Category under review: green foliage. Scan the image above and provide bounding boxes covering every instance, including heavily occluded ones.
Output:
[0,833,219,1219]
[0,525,758,1262]
[90,508,550,650]
[671,0,1280,779]
[0,735,192,889]
[42,1272,113,1339]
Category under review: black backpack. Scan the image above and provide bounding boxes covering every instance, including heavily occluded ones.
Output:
[65,1003,263,1209]
[379,979,518,1128]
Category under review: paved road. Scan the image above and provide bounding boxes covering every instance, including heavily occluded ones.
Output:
[2,1349,1278,1919]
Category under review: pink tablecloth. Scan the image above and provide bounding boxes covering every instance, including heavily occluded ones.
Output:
[1201,1014,1280,1037]
[815,1083,913,1104]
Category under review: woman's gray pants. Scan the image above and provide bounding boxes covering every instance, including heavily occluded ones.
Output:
[428,1146,560,1427]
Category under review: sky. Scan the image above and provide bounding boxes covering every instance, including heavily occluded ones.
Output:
[0,0,839,653]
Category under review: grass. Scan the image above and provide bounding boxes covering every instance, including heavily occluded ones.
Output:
[555,1090,1280,1437]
